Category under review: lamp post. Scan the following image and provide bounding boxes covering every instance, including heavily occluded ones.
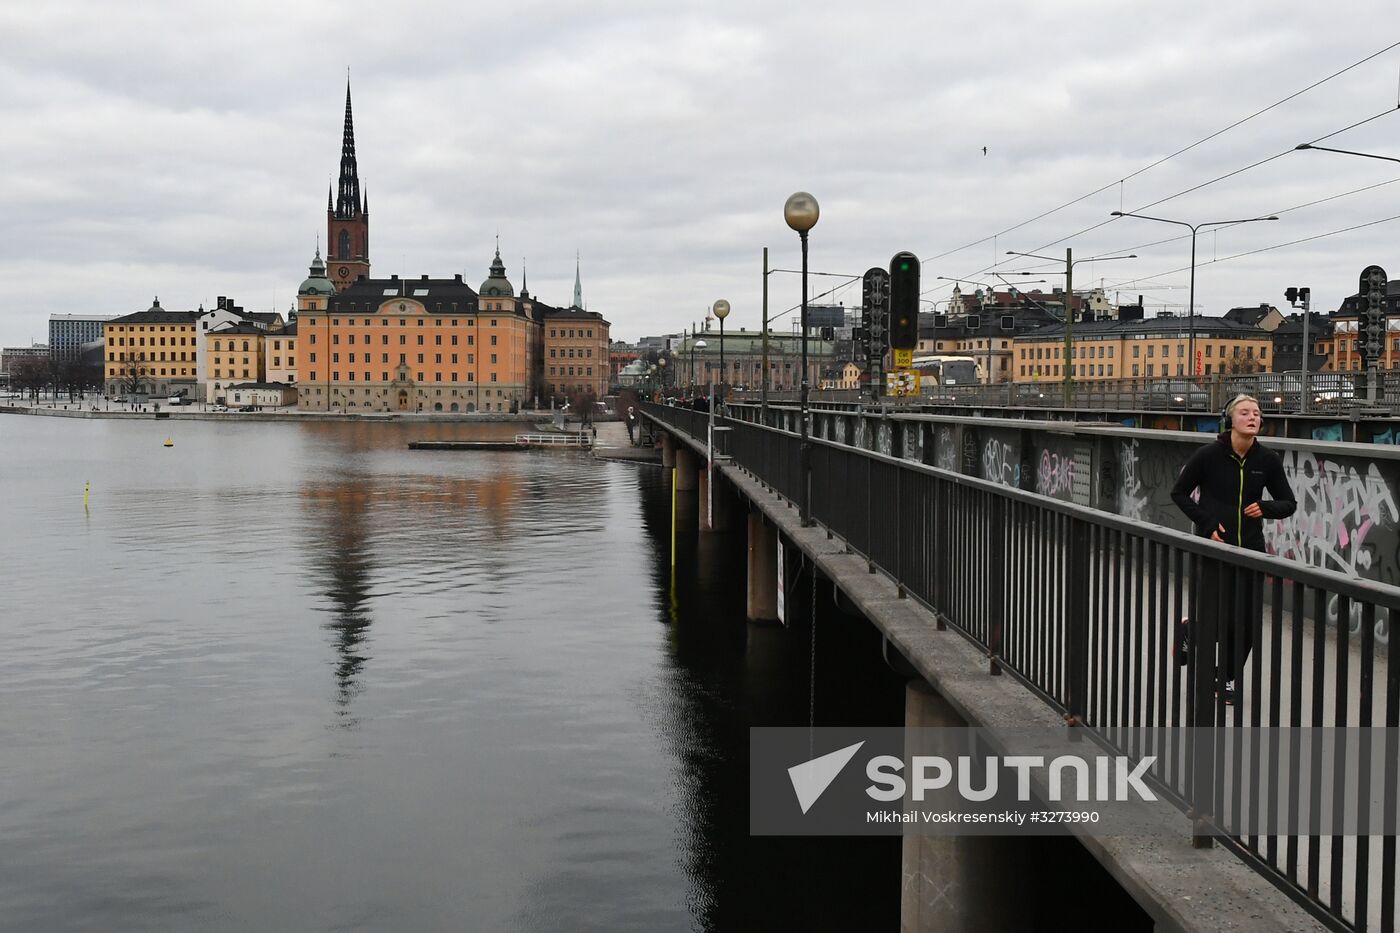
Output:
[712,299,729,403]
[1110,211,1275,382]
[784,191,820,526]
[1005,250,1136,405]
[691,339,707,395]
[658,355,668,398]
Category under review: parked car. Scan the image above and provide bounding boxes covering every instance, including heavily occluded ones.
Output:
[210,404,228,412]
[1229,373,1304,410]
[1143,380,1208,409]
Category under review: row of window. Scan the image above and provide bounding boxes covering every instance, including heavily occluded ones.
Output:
[312,372,505,383]
[109,368,191,377]
[549,329,595,338]
[1018,363,1240,378]
[322,352,492,365]
[107,352,191,362]
[548,348,592,358]
[211,341,255,352]
[317,317,501,327]
[324,333,490,347]
[1018,343,1268,361]
[212,370,253,378]
[107,325,190,333]
[111,335,191,347]
[548,366,594,376]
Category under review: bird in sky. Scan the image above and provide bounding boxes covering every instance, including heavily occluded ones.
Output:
[982,146,987,156]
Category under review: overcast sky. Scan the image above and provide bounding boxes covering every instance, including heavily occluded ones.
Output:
[1,2,1398,347]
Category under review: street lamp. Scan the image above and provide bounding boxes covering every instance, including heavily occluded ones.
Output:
[658,355,668,397]
[712,299,729,402]
[1110,212,1276,381]
[692,339,707,394]
[784,190,820,526]
[1295,143,1400,165]
[1005,249,1137,405]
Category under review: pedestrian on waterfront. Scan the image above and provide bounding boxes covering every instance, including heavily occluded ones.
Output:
[1169,394,1295,704]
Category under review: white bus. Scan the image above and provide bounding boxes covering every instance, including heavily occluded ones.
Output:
[911,355,984,391]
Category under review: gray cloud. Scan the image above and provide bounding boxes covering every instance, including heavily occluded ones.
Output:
[1,1,1397,346]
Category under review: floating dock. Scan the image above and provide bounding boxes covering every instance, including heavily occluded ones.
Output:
[408,433,593,452]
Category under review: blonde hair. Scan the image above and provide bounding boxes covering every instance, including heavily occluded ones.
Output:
[1225,393,1259,425]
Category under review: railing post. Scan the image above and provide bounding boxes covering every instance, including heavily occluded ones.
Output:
[987,496,1004,674]
[1065,517,1090,728]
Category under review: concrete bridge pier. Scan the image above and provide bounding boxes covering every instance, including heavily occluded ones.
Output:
[675,446,698,492]
[660,433,675,468]
[900,680,992,933]
[746,509,778,622]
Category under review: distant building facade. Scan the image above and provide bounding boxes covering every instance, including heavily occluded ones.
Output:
[49,315,115,361]
[103,299,199,397]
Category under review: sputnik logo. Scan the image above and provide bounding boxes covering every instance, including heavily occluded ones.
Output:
[787,741,865,814]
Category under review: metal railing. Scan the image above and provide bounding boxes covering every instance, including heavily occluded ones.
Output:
[734,371,1398,415]
[646,401,1400,932]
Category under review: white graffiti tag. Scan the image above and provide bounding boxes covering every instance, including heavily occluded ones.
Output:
[1038,450,1076,499]
[1119,440,1148,522]
[982,439,1018,487]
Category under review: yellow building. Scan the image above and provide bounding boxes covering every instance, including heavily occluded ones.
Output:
[266,323,298,387]
[206,323,267,404]
[103,298,199,397]
[1012,317,1273,382]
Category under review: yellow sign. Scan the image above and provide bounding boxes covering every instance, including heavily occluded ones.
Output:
[885,370,921,397]
[893,349,913,369]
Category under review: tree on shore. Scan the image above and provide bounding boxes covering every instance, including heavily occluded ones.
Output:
[11,357,47,400]
[568,387,598,427]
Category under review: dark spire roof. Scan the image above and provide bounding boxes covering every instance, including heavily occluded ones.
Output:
[334,78,361,220]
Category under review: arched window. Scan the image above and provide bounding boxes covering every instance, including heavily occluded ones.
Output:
[338,230,351,260]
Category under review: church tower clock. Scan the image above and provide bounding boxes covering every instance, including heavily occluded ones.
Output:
[326,80,370,285]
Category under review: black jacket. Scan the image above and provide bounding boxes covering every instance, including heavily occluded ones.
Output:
[1170,432,1296,551]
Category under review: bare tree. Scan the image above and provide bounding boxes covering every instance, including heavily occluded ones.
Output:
[11,357,47,400]
[1222,347,1263,375]
[568,387,598,427]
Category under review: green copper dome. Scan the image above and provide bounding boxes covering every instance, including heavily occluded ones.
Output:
[479,248,514,298]
[298,247,335,296]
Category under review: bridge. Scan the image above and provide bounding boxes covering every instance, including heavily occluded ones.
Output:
[642,400,1400,933]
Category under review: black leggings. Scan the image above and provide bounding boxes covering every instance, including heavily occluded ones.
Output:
[1195,560,1264,683]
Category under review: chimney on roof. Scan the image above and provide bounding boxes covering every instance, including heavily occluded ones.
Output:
[454,274,462,283]
[216,297,226,310]
[422,275,429,281]
[391,274,398,280]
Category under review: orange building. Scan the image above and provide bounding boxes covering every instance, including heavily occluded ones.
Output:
[543,307,610,402]
[295,258,537,412]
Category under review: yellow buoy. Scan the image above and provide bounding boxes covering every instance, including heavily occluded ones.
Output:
[163,438,174,447]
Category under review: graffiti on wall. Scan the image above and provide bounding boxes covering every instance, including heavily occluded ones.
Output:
[1311,423,1344,443]
[904,423,924,462]
[983,438,1019,488]
[935,427,957,472]
[1266,451,1399,579]
[1037,450,1075,499]
[1116,439,1188,526]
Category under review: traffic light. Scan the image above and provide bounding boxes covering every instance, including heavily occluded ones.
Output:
[933,313,948,329]
[1358,265,1387,368]
[1284,286,1299,305]
[888,251,920,351]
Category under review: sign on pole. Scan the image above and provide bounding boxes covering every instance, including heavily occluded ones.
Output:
[776,536,786,625]
[886,370,921,397]
[893,348,913,369]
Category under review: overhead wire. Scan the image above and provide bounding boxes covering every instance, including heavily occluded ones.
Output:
[921,39,1400,266]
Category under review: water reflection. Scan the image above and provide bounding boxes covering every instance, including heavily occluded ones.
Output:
[303,478,377,720]
[635,469,906,930]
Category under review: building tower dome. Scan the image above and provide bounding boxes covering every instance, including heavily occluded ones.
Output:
[298,246,336,296]
[479,247,514,297]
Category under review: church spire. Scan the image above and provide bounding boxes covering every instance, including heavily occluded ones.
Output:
[520,259,528,298]
[335,77,360,219]
[572,252,583,309]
